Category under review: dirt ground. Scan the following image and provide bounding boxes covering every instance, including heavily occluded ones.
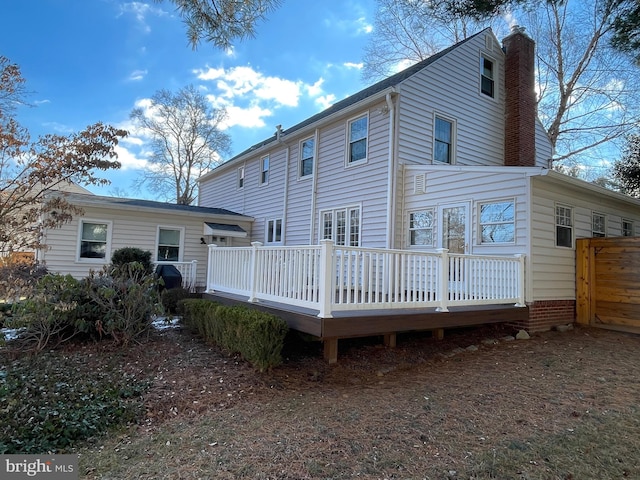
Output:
[78,322,640,479]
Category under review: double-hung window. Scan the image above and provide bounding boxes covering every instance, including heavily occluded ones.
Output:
[555,205,573,247]
[479,200,515,243]
[321,206,360,246]
[261,155,269,184]
[409,210,434,246]
[592,213,606,237]
[266,219,282,243]
[623,219,634,237]
[348,115,368,164]
[300,138,314,177]
[237,166,245,189]
[434,116,453,164]
[79,220,110,260]
[157,227,182,261]
[481,56,495,98]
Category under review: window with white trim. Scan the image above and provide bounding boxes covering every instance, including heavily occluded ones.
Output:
[592,212,606,237]
[555,205,573,247]
[409,210,434,246]
[266,218,282,243]
[623,219,634,237]
[347,115,368,164]
[481,56,495,98]
[479,200,515,243]
[300,138,314,177]
[237,166,245,189]
[434,116,454,164]
[261,155,269,184]
[78,220,110,260]
[321,206,360,246]
[157,227,182,261]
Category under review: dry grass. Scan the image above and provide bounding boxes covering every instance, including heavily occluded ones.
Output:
[62,324,640,479]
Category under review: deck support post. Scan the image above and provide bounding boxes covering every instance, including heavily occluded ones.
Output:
[323,338,338,364]
[383,333,397,348]
[515,254,526,307]
[434,328,445,340]
[317,240,334,318]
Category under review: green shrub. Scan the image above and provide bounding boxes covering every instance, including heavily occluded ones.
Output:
[0,353,147,454]
[85,263,163,345]
[161,287,198,314]
[110,247,153,275]
[8,274,86,351]
[0,262,47,304]
[181,300,288,371]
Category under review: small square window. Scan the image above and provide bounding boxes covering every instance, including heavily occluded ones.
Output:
[409,210,434,246]
[623,219,634,237]
[592,213,606,238]
[480,200,515,243]
[79,221,109,259]
[267,219,282,243]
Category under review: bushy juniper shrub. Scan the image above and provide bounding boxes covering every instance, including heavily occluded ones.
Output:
[178,299,288,371]
[0,353,147,454]
[110,247,153,275]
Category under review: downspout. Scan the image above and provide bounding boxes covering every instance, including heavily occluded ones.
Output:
[281,143,290,244]
[308,128,320,244]
[385,91,396,249]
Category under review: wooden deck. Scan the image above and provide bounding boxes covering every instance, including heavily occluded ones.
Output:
[203,291,529,363]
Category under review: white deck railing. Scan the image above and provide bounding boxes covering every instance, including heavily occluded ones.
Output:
[155,260,197,292]
[206,240,525,318]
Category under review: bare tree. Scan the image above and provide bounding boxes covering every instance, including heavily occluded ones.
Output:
[130,85,231,205]
[362,0,496,81]
[159,0,282,49]
[1,59,125,259]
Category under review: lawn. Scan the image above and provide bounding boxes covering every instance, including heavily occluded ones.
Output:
[3,322,639,479]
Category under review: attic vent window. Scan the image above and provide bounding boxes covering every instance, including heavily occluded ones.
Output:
[481,56,495,98]
[414,174,426,194]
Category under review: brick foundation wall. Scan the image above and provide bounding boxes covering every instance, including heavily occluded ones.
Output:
[511,300,576,332]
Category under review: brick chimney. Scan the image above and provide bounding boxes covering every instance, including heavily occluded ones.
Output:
[503,26,536,167]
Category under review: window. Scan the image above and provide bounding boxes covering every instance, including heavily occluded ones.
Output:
[266,219,282,243]
[237,166,245,189]
[321,206,360,246]
[479,200,515,243]
[157,227,182,261]
[434,116,453,163]
[261,155,269,184]
[409,210,434,246]
[348,115,368,164]
[623,219,634,237]
[592,213,606,237]
[481,56,495,98]
[555,205,573,247]
[79,221,109,260]
[300,138,314,177]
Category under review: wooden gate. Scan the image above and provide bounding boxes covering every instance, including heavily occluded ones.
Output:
[576,237,640,333]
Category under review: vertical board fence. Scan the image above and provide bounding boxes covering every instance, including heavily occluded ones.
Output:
[576,237,640,333]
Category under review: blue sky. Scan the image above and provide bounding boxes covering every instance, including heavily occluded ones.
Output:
[2,0,377,199]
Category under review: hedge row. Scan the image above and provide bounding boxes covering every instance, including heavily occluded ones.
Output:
[179,299,289,372]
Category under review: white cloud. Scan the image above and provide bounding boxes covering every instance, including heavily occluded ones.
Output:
[316,94,336,110]
[306,78,325,97]
[343,62,363,70]
[118,2,166,33]
[128,69,147,81]
[113,145,149,171]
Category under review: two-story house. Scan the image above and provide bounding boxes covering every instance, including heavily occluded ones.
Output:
[197,27,640,344]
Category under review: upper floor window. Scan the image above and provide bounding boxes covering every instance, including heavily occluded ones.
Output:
[261,155,269,184]
[434,116,454,164]
[237,166,245,189]
[409,209,435,246]
[623,219,634,237]
[555,205,573,248]
[79,220,110,260]
[266,219,282,243]
[157,227,182,261]
[481,56,495,98]
[592,213,606,237]
[348,115,368,164]
[300,138,314,177]
[321,206,360,246]
[479,200,515,243]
